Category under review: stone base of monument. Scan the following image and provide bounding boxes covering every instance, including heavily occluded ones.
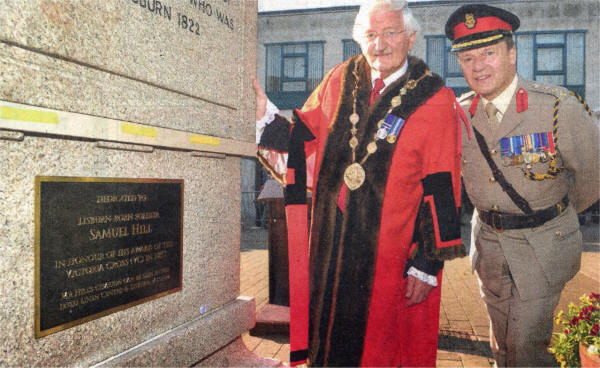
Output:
[0,1,259,365]
[94,297,281,367]
[0,129,263,366]
[195,337,283,367]
[250,304,290,336]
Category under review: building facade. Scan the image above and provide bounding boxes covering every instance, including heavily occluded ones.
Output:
[257,0,599,114]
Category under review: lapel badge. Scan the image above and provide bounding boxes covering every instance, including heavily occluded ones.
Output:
[465,13,476,29]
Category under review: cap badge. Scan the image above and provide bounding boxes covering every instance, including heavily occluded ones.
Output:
[465,13,476,29]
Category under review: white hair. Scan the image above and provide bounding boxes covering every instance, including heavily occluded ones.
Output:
[352,0,421,43]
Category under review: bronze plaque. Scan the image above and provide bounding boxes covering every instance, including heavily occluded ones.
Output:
[34,177,183,338]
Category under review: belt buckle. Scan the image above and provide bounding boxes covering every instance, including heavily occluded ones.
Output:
[490,211,503,233]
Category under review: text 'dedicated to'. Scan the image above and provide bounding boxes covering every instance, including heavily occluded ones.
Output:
[34,177,183,338]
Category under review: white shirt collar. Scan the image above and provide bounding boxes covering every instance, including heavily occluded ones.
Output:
[371,60,409,93]
[481,74,518,118]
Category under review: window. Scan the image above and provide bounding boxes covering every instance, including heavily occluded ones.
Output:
[265,41,324,109]
[425,36,470,97]
[343,39,361,60]
[425,30,586,98]
[515,31,585,97]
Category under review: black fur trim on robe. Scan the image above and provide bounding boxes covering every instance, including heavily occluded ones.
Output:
[421,173,467,260]
[410,199,467,264]
[305,55,445,367]
[257,114,292,184]
[405,172,466,277]
[259,114,290,152]
[285,111,315,206]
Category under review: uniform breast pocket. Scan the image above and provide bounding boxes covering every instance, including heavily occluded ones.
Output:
[524,206,582,289]
[461,144,488,204]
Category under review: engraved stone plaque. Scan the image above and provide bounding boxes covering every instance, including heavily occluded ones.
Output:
[34,177,183,338]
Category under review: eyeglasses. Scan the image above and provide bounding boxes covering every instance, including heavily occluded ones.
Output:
[362,29,406,42]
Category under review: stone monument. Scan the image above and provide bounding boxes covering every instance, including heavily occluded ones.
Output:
[0,0,271,366]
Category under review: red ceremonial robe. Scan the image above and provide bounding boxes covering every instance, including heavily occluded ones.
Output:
[258,55,465,367]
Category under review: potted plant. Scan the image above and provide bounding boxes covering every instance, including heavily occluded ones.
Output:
[549,293,600,367]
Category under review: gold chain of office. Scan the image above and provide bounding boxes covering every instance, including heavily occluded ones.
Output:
[343,62,432,190]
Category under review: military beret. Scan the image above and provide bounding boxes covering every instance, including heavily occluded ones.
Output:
[445,4,520,52]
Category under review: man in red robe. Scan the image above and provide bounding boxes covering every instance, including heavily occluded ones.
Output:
[254,0,466,366]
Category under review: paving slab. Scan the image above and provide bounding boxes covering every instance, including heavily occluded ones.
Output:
[240,223,600,366]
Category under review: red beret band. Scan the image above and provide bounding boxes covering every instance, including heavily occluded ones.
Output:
[453,16,512,40]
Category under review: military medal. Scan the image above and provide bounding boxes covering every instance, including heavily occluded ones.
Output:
[502,155,519,166]
[343,64,431,190]
[375,113,406,144]
[500,131,557,166]
[376,119,390,140]
[376,129,388,140]
[386,114,405,144]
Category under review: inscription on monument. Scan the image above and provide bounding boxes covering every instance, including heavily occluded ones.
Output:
[0,0,248,108]
[34,177,183,338]
[130,0,236,32]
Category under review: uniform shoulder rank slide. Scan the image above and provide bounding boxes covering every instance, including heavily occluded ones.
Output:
[457,90,475,103]
[468,94,481,117]
[500,131,556,166]
[516,88,528,112]
[377,113,406,144]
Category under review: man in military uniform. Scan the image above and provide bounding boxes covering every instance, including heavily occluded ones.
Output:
[445,4,599,366]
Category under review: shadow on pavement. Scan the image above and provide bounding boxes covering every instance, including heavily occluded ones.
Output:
[438,330,493,358]
[241,227,268,251]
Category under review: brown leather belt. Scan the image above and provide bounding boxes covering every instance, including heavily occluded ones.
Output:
[478,196,569,232]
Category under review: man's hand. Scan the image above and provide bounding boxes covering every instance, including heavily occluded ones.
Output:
[405,275,434,307]
[253,76,267,121]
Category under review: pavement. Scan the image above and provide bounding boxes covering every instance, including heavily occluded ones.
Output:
[240,220,600,367]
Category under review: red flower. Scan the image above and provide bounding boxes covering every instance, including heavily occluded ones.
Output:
[591,292,600,300]
[591,324,599,336]
[564,328,570,335]
[586,305,594,313]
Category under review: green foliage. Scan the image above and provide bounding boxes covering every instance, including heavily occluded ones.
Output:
[549,293,600,367]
